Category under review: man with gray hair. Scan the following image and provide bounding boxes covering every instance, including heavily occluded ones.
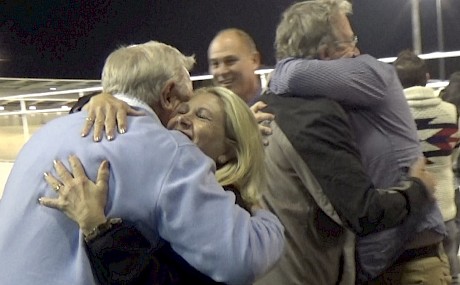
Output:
[256,0,448,284]
[0,41,285,285]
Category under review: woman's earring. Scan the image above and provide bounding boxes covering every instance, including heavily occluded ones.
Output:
[217,155,227,165]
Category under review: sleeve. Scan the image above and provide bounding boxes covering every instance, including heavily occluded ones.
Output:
[352,178,431,236]
[269,55,389,107]
[155,146,285,285]
[86,220,226,285]
[85,221,156,285]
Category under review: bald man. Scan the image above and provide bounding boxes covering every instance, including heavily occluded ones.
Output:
[208,28,262,105]
[207,28,273,140]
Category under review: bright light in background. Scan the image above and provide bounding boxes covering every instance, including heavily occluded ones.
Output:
[49,87,57,91]
[0,106,4,111]
[378,50,460,63]
[60,106,70,110]
[28,106,36,110]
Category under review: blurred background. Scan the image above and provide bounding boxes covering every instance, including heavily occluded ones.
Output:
[1,0,459,78]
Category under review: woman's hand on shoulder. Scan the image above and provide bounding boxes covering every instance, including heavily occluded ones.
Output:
[81,92,145,142]
[39,155,110,235]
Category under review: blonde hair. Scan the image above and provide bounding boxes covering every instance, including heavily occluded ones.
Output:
[194,87,266,206]
[275,0,352,60]
[102,41,195,106]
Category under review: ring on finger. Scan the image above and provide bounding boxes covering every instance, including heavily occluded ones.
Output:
[54,184,63,192]
[86,117,94,122]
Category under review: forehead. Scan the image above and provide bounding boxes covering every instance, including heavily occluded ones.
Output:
[208,33,251,59]
[190,92,224,110]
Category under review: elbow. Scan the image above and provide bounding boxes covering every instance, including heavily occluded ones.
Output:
[228,220,285,284]
[207,212,285,285]
[250,222,285,281]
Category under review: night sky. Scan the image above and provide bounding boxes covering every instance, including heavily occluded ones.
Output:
[1,0,459,80]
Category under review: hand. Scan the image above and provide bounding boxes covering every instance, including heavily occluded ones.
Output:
[81,92,145,142]
[409,157,437,199]
[39,155,110,235]
[250,101,275,146]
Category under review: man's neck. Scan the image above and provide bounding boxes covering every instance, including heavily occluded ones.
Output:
[243,77,262,105]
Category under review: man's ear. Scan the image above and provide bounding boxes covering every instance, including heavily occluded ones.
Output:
[251,51,261,69]
[159,80,176,110]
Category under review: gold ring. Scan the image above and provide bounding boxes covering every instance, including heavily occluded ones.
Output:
[86,117,94,122]
[54,184,63,192]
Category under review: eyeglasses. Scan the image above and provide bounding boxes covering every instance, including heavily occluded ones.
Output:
[333,35,358,47]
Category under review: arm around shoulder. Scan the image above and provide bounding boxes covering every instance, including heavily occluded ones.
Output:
[85,220,154,285]
[390,177,433,215]
[271,55,388,107]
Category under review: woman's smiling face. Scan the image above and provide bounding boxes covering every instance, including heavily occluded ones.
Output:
[167,91,229,163]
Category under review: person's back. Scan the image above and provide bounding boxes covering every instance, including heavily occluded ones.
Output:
[405,87,458,218]
[0,111,179,284]
[258,94,357,284]
[271,54,420,188]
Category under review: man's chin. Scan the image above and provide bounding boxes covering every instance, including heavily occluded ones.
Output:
[221,84,238,94]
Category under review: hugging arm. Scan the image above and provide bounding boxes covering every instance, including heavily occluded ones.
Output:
[266,94,433,236]
[76,92,275,146]
[270,55,389,107]
[297,102,433,235]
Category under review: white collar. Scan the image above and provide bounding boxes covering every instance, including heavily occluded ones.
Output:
[113,93,161,123]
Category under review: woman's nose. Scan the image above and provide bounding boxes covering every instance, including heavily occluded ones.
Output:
[178,115,191,128]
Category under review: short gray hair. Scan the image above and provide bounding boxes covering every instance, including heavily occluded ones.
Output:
[275,0,352,60]
[102,41,195,106]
